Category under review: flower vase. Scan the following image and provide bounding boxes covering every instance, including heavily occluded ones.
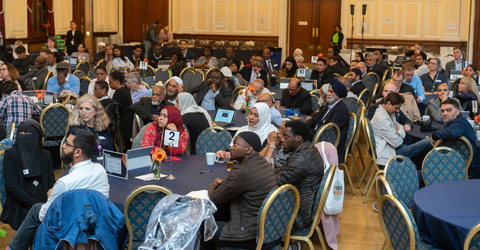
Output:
[153,162,161,180]
[245,101,249,119]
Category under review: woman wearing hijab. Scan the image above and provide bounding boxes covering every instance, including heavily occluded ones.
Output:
[0,119,55,230]
[142,106,189,156]
[175,93,211,155]
[0,47,14,64]
[276,56,298,83]
[355,52,365,63]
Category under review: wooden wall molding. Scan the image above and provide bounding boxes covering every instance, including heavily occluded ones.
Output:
[350,38,466,47]
[173,33,278,42]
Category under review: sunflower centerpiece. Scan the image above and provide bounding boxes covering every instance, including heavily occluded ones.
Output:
[150,148,166,180]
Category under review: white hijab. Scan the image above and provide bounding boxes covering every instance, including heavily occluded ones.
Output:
[232,102,277,145]
[177,93,212,126]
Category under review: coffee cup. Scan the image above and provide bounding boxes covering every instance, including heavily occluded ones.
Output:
[206,152,219,165]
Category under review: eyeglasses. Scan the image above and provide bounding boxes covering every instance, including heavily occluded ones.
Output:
[437,89,449,92]
[428,62,438,66]
[256,100,270,103]
[79,108,94,114]
[64,141,75,148]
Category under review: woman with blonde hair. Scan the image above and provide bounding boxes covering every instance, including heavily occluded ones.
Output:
[65,94,113,162]
[105,44,114,64]
[456,76,480,117]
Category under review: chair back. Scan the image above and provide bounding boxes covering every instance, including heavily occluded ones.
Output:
[333,73,341,79]
[78,76,91,96]
[40,104,70,147]
[311,95,321,112]
[257,184,300,249]
[44,71,54,90]
[139,65,156,77]
[6,122,15,140]
[231,86,246,103]
[194,56,206,65]
[375,175,393,199]
[368,72,380,84]
[96,59,105,68]
[364,117,377,160]
[218,58,228,68]
[310,89,321,98]
[433,136,473,175]
[124,185,172,250]
[358,88,371,107]
[464,221,480,250]
[205,67,219,80]
[179,67,195,79]
[312,123,340,146]
[378,195,418,250]
[343,113,356,162]
[181,68,197,92]
[155,68,171,84]
[87,67,96,79]
[0,143,13,207]
[196,126,232,156]
[384,156,418,207]
[132,122,153,149]
[76,60,91,75]
[73,70,86,79]
[422,147,466,186]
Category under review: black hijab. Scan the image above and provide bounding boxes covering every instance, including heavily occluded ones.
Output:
[1,47,14,63]
[16,119,44,178]
[284,56,298,77]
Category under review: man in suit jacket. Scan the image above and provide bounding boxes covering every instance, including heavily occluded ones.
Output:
[365,54,384,79]
[262,48,279,75]
[188,70,232,110]
[131,85,173,124]
[445,47,468,80]
[306,79,350,163]
[239,55,268,85]
[280,78,312,115]
[65,21,82,55]
[147,43,168,68]
[374,49,389,76]
[328,56,349,76]
[180,39,195,61]
[427,83,463,122]
[348,68,367,96]
[310,58,333,89]
[357,62,376,93]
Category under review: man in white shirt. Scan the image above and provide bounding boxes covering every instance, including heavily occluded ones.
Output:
[7,129,110,250]
[233,79,270,110]
[87,65,114,98]
[414,53,429,76]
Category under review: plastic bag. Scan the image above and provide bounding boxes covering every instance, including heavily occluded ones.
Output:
[319,142,344,215]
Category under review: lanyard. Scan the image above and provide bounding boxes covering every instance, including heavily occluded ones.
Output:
[431,72,439,91]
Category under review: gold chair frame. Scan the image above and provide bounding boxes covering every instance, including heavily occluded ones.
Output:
[464,222,480,250]
[8,122,15,140]
[368,72,380,85]
[375,175,393,199]
[338,113,357,195]
[378,195,416,250]
[141,81,151,89]
[359,117,383,204]
[39,103,71,146]
[72,70,83,76]
[43,71,53,90]
[75,60,91,73]
[205,67,220,80]
[433,136,473,177]
[349,105,366,176]
[231,85,246,104]
[96,59,105,68]
[124,185,172,250]
[289,165,336,250]
[313,123,340,146]
[421,146,467,186]
[358,88,371,108]
[179,67,195,79]
[147,65,156,76]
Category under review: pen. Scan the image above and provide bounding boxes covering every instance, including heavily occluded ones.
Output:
[199,170,212,174]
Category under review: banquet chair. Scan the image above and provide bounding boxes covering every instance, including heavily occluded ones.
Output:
[76,60,91,76]
[368,72,380,85]
[349,104,367,174]
[375,175,393,200]
[43,71,54,89]
[218,58,227,68]
[205,67,219,80]
[6,122,15,140]
[289,165,336,250]
[180,69,196,92]
[196,126,233,156]
[231,86,246,104]
[333,73,341,79]
[155,68,171,84]
[132,122,153,149]
[422,147,466,186]
[40,103,70,147]
[96,59,105,68]
[87,67,96,80]
[371,82,380,104]
[79,76,92,96]
[359,117,383,204]
[313,123,340,146]
[433,136,473,177]
[141,81,150,89]
[378,195,440,250]
[311,95,321,112]
[384,155,418,208]
[0,142,13,214]
[338,113,356,194]
[185,69,205,92]
[464,221,480,250]
[358,88,371,108]
[310,89,321,98]
[124,185,172,250]
[73,70,86,79]
[217,184,300,250]
[139,65,156,77]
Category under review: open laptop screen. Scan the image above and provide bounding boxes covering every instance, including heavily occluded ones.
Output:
[214,108,236,124]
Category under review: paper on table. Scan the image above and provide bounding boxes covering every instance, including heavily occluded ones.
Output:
[186,190,210,200]
[135,173,168,181]
[226,127,241,131]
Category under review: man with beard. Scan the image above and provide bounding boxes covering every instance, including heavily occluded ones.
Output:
[131,84,172,124]
[165,76,183,104]
[310,58,333,89]
[227,60,248,86]
[6,129,110,250]
[189,71,232,110]
[233,79,270,110]
[93,42,106,64]
[306,79,350,162]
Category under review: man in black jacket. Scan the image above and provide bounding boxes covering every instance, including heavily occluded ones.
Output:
[12,46,35,75]
[131,85,172,124]
[147,43,168,68]
[366,54,384,78]
[189,71,232,110]
[239,55,268,85]
[65,21,82,55]
[310,58,333,89]
[328,56,349,76]
[306,79,350,162]
[23,55,48,90]
[280,78,312,115]
[275,120,324,230]
[348,68,367,96]
[168,49,188,77]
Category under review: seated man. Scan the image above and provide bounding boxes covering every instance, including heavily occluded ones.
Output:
[225,47,242,70]
[365,54,383,78]
[420,58,449,93]
[165,76,183,104]
[427,83,463,122]
[338,76,358,114]
[189,71,232,111]
[295,55,312,79]
[6,128,110,250]
[348,68,366,96]
[356,62,375,93]
[275,120,324,230]
[368,81,412,131]
[131,85,172,124]
[12,45,35,75]
[257,93,282,127]
[350,60,357,71]
[220,67,236,90]
[414,53,429,76]
[126,72,149,104]
[233,79,270,110]
[371,92,432,166]
[263,48,279,78]
[46,62,80,97]
[93,80,115,108]
[310,58,333,89]
[405,42,423,57]
[280,78,312,115]
[228,60,248,86]
[445,47,467,80]
[87,65,114,98]
[431,99,479,178]
[306,79,350,162]
[328,56,348,76]
[93,42,106,64]
[23,55,48,90]
[373,49,389,77]
[131,45,145,71]
[402,62,425,103]
[239,55,268,85]
[208,132,277,249]
[147,43,168,68]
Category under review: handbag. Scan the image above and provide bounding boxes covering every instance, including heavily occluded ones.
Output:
[320,142,344,215]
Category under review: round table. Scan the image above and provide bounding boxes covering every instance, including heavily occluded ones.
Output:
[412,179,480,250]
[405,123,480,147]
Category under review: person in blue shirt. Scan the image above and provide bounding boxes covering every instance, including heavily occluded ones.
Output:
[125,71,149,104]
[46,62,80,97]
[257,93,282,127]
[402,62,426,103]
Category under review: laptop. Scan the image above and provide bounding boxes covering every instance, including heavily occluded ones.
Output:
[213,108,236,127]
[461,111,470,119]
[279,78,290,89]
[143,76,155,86]
[301,80,316,91]
[450,70,463,81]
[157,60,170,69]
[394,56,408,63]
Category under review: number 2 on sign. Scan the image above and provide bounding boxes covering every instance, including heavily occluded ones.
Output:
[163,129,180,148]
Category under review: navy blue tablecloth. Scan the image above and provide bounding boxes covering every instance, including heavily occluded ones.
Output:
[405,123,480,147]
[412,179,480,250]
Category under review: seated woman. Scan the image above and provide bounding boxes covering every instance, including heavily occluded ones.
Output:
[176,93,212,155]
[47,37,58,52]
[0,63,23,94]
[77,43,90,62]
[66,94,113,162]
[463,65,479,85]
[217,103,277,159]
[142,106,189,156]
[276,56,298,83]
[105,44,114,64]
[0,119,55,230]
[355,52,365,63]
[194,46,218,70]
[112,46,134,72]
[455,76,480,117]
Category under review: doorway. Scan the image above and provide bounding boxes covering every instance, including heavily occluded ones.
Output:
[123,0,169,43]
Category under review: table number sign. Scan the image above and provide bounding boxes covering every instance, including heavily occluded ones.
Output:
[164,129,180,147]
